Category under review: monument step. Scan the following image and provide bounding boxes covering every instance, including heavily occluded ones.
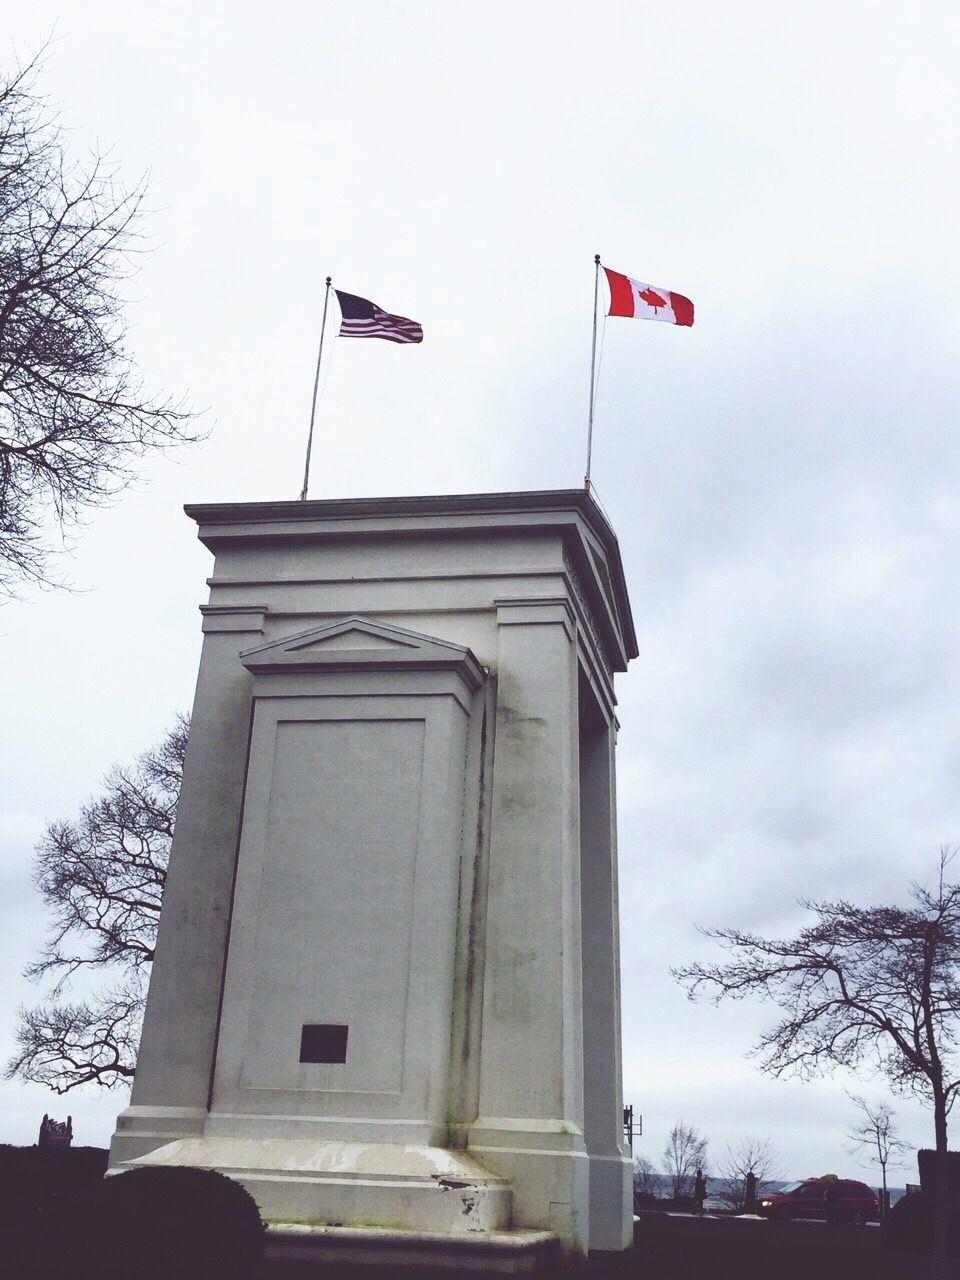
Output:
[118,1137,514,1237]
[265,1222,560,1274]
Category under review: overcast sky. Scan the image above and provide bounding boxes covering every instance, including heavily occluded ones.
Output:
[2,2,959,1188]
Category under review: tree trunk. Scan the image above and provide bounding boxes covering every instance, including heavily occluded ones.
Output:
[931,1091,949,1280]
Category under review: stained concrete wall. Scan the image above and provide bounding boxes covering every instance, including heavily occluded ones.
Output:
[110,491,637,1256]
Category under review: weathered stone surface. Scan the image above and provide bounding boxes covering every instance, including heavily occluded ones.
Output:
[110,490,636,1259]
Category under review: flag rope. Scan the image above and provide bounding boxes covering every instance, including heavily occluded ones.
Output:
[593,310,608,427]
[585,479,613,527]
[299,275,332,501]
[314,326,339,436]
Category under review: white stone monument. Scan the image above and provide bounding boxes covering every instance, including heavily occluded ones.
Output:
[110,490,637,1265]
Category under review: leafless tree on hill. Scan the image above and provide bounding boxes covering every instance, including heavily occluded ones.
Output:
[846,1095,907,1224]
[673,848,960,1277]
[662,1121,708,1199]
[5,716,186,1091]
[719,1136,778,1210]
[633,1155,658,1197]
[0,48,201,597]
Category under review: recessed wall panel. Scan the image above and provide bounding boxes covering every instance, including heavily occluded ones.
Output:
[238,717,424,1094]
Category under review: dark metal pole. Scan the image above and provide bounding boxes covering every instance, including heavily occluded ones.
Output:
[585,253,601,491]
[299,276,332,501]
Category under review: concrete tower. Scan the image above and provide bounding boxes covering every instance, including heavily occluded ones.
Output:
[110,490,637,1266]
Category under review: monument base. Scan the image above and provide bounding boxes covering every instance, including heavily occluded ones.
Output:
[265,1223,559,1274]
[109,1104,206,1164]
[113,1137,514,1236]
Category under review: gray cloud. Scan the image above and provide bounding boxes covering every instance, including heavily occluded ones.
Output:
[1,2,958,1180]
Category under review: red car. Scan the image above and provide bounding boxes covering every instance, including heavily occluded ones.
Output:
[759,1178,880,1225]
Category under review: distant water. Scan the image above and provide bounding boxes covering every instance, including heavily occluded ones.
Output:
[635,1173,907,1205]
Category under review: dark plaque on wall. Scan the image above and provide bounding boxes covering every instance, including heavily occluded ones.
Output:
[300,1024,349,1064]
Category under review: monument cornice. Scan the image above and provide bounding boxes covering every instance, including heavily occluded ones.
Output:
[186,489,637,670]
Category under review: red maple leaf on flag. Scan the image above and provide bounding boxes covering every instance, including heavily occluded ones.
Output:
[637,287,667,311]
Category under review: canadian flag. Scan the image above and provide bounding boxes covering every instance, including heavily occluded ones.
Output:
[603,266,694,327]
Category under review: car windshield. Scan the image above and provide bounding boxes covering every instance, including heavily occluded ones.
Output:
[778,1181,804,1195]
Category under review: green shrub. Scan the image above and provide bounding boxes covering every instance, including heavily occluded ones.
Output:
[885,1189,960,1258]
[42,1166,264,1280]
[917,1149,960,1198]
[0,1145,108,1244]
[633,1191,660,1208]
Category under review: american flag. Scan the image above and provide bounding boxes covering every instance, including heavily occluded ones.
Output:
[334,289,423,343]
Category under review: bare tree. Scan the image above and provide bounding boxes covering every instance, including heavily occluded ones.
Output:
[719,1136,778,1210]
[673,849,960,1276]
[633,1155,658,1198]
[846,1094,907,1224]
[0,49,201,596]
[662,1121,708,1199]
[5,717,186,1091]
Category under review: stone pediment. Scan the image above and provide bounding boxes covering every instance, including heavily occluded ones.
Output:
[240,615,484,687]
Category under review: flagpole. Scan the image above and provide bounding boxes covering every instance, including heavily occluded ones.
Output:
[584,253,600,492]
[299,276,333,501]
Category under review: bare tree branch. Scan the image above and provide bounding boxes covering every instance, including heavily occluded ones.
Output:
[846,1094,907,1224]
[673,848,960,1269]
[661,1121,708,1199]
[718,1136,779,1210]
[632,1155,658,1198]
[0,48,203,597]
[6,716,186,1090]
[5,981,143,1092]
